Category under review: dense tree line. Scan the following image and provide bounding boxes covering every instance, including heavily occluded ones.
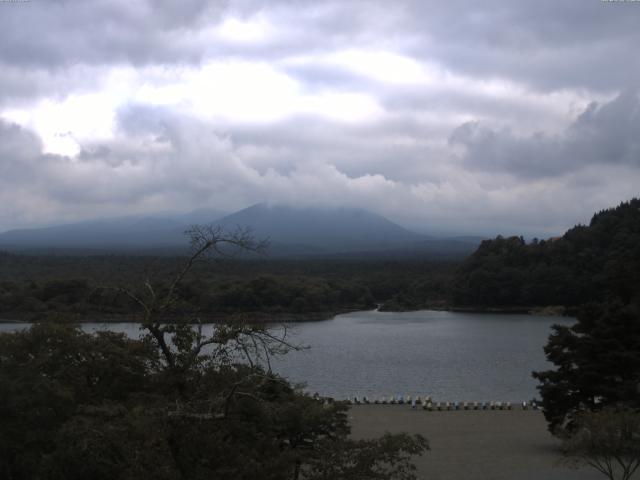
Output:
[529,200,640,475]
[0,275,375,321]
[452,199,640,309]
[0,254,455,321]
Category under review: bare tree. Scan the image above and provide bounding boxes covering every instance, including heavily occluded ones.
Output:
[111,225,298,397]
[563,407,640,480]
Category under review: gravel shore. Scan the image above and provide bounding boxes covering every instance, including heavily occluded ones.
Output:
[348,406,602,480]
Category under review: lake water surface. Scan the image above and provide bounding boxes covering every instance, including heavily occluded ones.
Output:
[0,309,574,402]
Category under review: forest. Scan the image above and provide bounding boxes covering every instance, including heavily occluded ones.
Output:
[0,199,638,321]
[452,198,640,309]
[0,253,455,322]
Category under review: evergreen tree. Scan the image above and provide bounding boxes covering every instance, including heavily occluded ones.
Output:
[533,301,640,433]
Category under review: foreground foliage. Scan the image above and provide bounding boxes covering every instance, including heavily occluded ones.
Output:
[0,226,428,479]
[562,407,640,480]
[0,324,428,479]
[533,301,640,433]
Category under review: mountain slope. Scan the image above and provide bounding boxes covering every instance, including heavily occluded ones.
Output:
[215,204,425,252]
[0,204,479,258]
[0,208,227,250]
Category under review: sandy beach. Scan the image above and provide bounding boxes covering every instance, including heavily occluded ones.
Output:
[348,406,602,480]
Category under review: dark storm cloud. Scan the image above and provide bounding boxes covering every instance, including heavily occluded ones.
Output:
[450,91,640,178]
[1,0,639,92]
[227,1,640,93]
[0,0,223,104]
[0,0,382,73]
[0,64,109,107]
[0,119,42,161]
[0,0,219,69]
[395,0,640,92]
[288,1,640,93]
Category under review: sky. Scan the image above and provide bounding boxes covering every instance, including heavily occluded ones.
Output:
[0,0,639,237]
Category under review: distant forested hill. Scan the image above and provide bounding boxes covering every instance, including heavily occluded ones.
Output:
[0,252,458,321]
[0,204,480,259]
[451,199,640,308]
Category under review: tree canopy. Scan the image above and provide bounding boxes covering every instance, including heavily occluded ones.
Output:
[453,198,640,308]
[533,301,640,433]
[0,226,428,479]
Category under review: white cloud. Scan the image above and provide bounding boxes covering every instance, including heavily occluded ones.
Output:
[215,14,276,44]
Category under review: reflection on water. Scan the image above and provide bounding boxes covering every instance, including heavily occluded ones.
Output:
[0,309,574,401]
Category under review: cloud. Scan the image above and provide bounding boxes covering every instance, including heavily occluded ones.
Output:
[449,91,640,178]
[0,101,638,238]
[397,0,640,92]
[0,0,219,69]
[1,0,639,92]
[0,1,639,236]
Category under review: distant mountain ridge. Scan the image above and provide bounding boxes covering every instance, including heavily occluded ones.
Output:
[0,204,482,258]
[0,208,227,249]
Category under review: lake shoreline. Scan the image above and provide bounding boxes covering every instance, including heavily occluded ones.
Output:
[0,304,572,325]
[0,309,358,324]
[380,304,573,316]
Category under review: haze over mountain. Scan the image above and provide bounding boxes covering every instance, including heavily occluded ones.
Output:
[0,204,482,257]
[0,208,227,250]
[217,204,422,251]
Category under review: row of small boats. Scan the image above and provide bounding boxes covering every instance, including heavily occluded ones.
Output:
[346,396,541,410]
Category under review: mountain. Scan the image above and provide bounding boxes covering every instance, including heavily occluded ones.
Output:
[215,204,425,253]
[170,208,229,226]
[0,208,227,251]
[0,204,481,258]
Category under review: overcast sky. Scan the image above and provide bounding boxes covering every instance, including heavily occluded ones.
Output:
[1,0,639,236]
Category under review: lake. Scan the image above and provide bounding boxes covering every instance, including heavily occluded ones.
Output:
[0,309,574,402]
